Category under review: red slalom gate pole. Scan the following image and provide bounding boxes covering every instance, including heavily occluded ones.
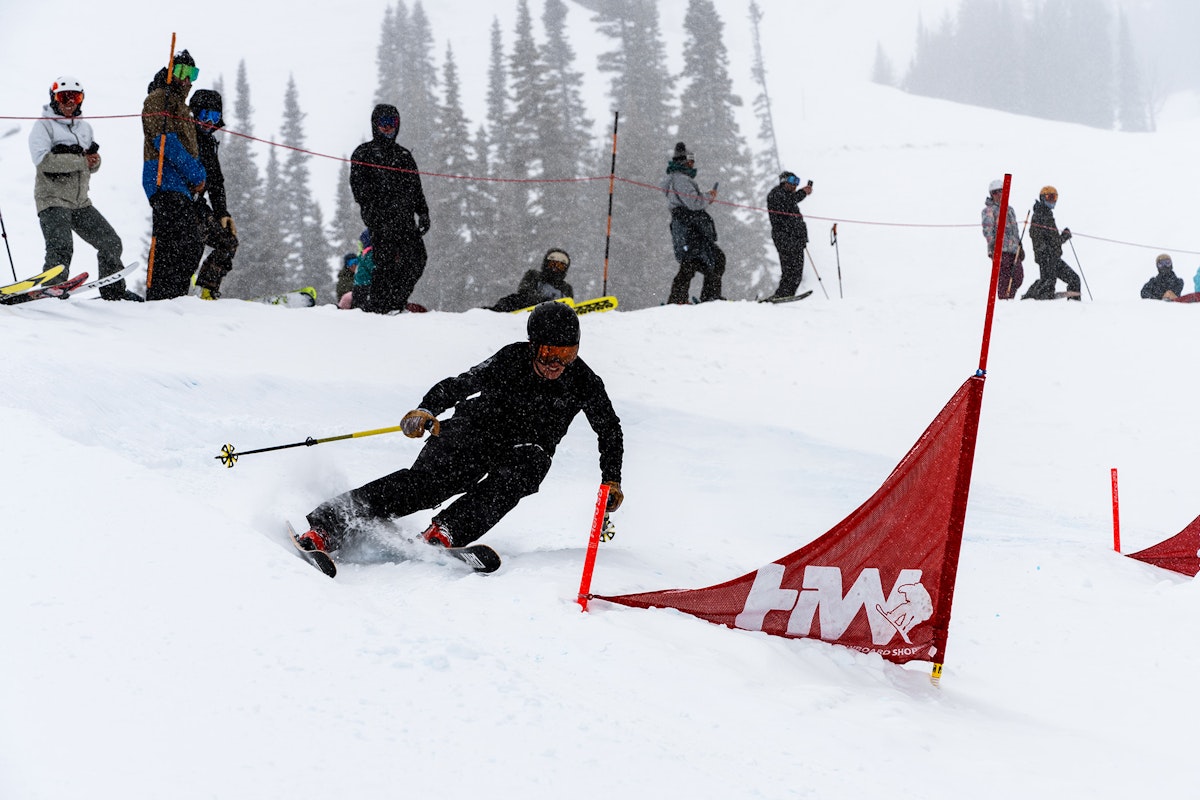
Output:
[1111,468,1121,553]
[577,483,612,611]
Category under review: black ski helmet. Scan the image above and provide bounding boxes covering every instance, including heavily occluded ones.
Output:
[527,302,579,347]
[189,89,224,127]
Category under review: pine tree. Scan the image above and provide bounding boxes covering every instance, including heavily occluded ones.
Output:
[1115,9,1151,132]
[593,0,677,308]
[400,2,440,158]
[871,42,896,87]
[749,1,781,180]
[374,4,404,108]
[278,75,332,297]
[678,0,770,299]
[329,159,362,272]
[219,60,271,299]
[500,0,544,266]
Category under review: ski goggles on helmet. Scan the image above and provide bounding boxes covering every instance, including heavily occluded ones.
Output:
[534,344,578,368]
[172,63,200,82]
[1040,189,1058,203]
[197,108,221,126]
[545,251,570,269]
[784,174,800,186]
[54,90,83,105]
[377,116,399,132]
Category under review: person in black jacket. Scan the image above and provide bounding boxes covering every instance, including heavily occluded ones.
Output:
[349,104,430,313]
[490,248,574,311]
[187,89,239,299]
[766,171,813,299]
[296,302,624,557]
[1140,253,1184,300]
[1023,185,1081,301]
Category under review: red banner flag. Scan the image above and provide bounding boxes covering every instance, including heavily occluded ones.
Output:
[594,376,984,666]
[1127,515,1200,577]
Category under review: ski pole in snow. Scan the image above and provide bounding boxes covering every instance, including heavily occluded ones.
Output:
[601,111,619,297]
[0,203,17,282]
[830,223,843,298]
[804,244,830,299]
[577,483,612,611]
[1067,238,1093,301]
[215,424,406,468]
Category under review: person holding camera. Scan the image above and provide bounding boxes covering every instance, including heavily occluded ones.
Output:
[28,75,134,300]
[661,142,725,304]
[765,171,813,300]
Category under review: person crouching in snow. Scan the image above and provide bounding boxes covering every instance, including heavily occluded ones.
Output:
[1140,253,1183,300]
[295,301,624,559]
[490,248,574,312]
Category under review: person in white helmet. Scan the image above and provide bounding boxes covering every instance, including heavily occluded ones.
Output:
[28,76,137,300]
[980,178,1023,299]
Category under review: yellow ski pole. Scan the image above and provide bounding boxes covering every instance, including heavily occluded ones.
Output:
[215,424,408,468]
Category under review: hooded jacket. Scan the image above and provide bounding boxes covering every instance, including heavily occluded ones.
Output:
[1030,198,1067,266]
[141,68,206,200]
[349,104,429,233]
[29,104,100,213]
[981,195,1021,255]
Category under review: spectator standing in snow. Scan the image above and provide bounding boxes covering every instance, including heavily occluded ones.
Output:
[187,89,239,300]
[1022,185,1081,301]
[661,142,725,304]
[980,178,1024,299]
[28,76,136,300]
[141,50,207,301]
[490,248,574,312]
[1140,253,1184,300]
[349,104,430,314]
[765,171,813,300]
[294,302,624,561]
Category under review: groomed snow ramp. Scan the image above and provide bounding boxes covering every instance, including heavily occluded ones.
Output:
[595,375,984,667]
[1127,515,1200,576]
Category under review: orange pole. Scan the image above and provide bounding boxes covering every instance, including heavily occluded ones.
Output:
[147,32,177,288]
[577,483,612,611]
[1111,468,1121,553]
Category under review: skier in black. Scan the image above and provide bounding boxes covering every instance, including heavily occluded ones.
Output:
[1140,253,1184,300]
[349,104,430,313]
[1022,185,1081,301]
[296,302,624,557]
[766,171,813,300]
[490,248,574,311]
[187,89,239,299]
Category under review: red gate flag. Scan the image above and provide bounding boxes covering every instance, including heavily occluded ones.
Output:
[593,375,984,667]
[1126,515,1200,576]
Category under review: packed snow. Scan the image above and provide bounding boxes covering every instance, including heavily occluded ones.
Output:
[4,1,1200,798]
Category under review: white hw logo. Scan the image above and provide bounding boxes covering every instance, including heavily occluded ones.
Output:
[734,565,933,646]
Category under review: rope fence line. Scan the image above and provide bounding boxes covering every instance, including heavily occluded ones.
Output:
[6,110,1200,256]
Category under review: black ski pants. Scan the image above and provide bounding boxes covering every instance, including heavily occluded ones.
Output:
[365,224,427,313]
[1023,257,1080,300]
[306,430,553,548]
[668,245,726,304]
[38,205,127,299]
[146,191,204,301]
[192,200,239,294]
[772,236,807,298]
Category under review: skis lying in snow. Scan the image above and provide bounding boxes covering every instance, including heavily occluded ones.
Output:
[759,290,814,304]
[1,271,88,304]
[252,287,317,308]
[284,521,502,577]
[512,295,619,316]
[0,265,67,298]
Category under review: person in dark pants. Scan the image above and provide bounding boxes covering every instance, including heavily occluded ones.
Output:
[1022,185,1080,301]
[141,50,207,301]
[661,142,724,304]
[349,104,430,314]
[187,89,239,300]
[490,248,574,311]
[296,302,624,558]
[980,178,1024,299]
[1140,254,1184,300]
[28,76,137,300]
[766,171,813,300]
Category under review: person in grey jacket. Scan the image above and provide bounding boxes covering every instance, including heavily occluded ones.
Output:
[661,142,724,304]
[28,76,136,300]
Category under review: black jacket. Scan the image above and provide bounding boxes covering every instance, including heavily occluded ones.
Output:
[349,104,428,233]
[767,183,808,246]
[1141,270,1184,299]
[1030,199,1066,265]
[419,342,623,483]
[194,129,229,219]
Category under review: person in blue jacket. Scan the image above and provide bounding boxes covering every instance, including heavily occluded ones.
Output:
[140,50,207,301]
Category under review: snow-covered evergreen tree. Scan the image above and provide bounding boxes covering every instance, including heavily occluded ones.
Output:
[277,76,332,297]
[220,60,271,299]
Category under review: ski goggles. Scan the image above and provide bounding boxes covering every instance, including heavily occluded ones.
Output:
[172,63,200,82]
[1040,189,1058,202]
[534,344,578,368]
[377,116,399,132]
[784,174,800,186]
[546,251,570,269]
[54,90,83,105]
[196,108,221,126]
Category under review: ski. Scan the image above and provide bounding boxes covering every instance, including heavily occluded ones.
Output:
[759,290,814,304]
[285,521,337,578]
[73,261,140,295]
[440,543,502,574]
[1,271,89,305]
[512,296,619,316]
[0,265,66,297]
[251,287,317,308]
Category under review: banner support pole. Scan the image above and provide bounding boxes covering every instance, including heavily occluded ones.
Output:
[577,483,612,611]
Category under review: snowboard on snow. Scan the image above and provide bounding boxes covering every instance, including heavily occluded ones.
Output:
[284,521,502,577]
[1,271,88,304]
[759,290,814,304]
[511,295,619,316]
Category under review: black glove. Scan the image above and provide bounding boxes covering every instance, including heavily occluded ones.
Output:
[85,142,99,155]
[51,143,85,155]
[1060,228,1072,242]
[417,213,431,236]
